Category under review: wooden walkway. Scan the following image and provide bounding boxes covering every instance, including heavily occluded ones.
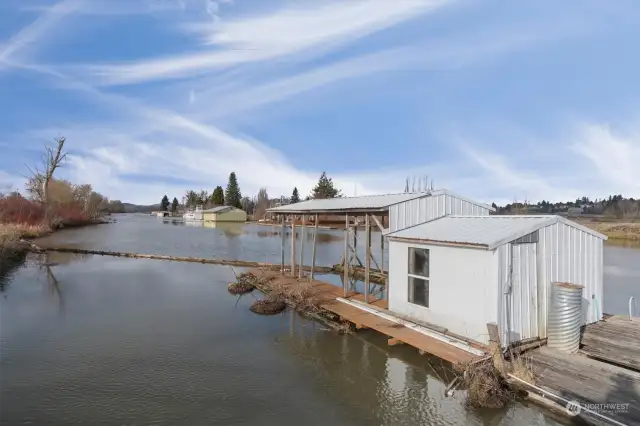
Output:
[529,346,640,426]
[523,317,640,426]
[581,315,640,371]
[251,270,483,366]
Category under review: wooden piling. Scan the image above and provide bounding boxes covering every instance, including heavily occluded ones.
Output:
[343,214,349,297]
[291,217,296,277]
[280,215,285,275]
[310,214,318,281]
[365,214,371,303]
[299,214,305,279]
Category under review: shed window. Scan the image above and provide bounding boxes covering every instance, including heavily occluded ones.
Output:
[408,248,429,307]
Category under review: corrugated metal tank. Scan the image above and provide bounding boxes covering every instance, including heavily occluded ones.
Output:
[547,282,584,353]
[388,193,490,233]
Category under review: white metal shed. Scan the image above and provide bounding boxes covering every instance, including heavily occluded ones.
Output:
[386,215,607,346]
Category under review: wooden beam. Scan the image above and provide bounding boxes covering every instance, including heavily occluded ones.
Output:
[280,215,285,275]
[343,214,349,297]
[487,322,501,345]
[388,337,404,346]
[291,218,296,277]
[371,214,386,233]
[310,214,318,281]
[487,322,505,372]
[299,214,305,279]
[347,243,365,267]
[365,214,371,303]
[355,323,369,330]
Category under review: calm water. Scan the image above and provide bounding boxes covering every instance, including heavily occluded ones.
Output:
[1,214,637,425]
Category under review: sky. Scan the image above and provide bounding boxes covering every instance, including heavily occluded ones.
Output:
[0,0,639,206]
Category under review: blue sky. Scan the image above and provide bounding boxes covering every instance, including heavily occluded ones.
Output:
[1,0,639,205]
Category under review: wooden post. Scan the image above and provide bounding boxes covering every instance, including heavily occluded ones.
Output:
[291,217,296,277]
[382,231,387,300]
[310,214,318,281]
[343,214,349,297]
[280,215,285,275]
[299,214,305,279]
[365,214,371,303]
[487,322,505,373]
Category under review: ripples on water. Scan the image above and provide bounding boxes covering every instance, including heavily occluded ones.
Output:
[2,215,630,425]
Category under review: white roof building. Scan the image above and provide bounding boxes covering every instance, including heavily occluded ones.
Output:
[386,215,607,346]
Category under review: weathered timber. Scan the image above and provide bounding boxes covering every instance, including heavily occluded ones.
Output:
[332,263,387,285]
[527,346,640,426]
[25,246,351,277]
[581,315,640,372]
[388,338,404,346]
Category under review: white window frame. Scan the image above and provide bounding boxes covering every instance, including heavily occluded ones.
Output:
[407,247,429,308]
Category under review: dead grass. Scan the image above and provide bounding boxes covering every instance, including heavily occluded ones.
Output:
[510,355,536,385]
[578,221,640,240]
[462,360,513,408]
[0,223,50,251]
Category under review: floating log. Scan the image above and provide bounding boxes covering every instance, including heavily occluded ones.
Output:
[28,246,388,284]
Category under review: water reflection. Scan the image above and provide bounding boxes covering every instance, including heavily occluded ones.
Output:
[0,249,27,293]
[203,221,244,236]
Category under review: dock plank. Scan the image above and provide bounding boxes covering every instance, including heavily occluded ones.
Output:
[581,316,640,372]
[529,346,640,426]
[251,269,480,366]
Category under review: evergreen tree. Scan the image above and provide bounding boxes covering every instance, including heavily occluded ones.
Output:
[211,186,225,205]
[160,195,170,211]
[225,172,242,208]
[311,172,341,199]
[171,197,179,213]
[290,187,300,204]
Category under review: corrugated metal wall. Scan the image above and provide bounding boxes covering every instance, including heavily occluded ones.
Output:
[497,242,539,344]
[537,222,604,334]
[497,223,604,345]
[389,193,490,232]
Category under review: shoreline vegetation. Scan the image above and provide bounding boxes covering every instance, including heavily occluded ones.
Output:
[0,137,113,255]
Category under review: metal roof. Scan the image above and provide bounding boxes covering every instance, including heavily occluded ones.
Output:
[202,206,233,213]
[387,215,607,249]
[266,189,494,214]
[266,192,430,214]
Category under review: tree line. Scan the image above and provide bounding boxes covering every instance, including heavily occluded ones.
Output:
[159,171,343,219]
[492,195,640,218]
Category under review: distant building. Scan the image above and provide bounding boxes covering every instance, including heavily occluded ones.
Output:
[202,206,247,222]
[184,205,204,221]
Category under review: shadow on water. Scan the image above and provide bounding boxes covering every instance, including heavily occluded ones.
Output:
[0,249,27,293]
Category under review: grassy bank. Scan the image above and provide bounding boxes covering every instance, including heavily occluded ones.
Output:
[576,220,640,240]
[0,193,108,253]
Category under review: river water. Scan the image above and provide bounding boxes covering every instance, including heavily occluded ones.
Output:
[1,214,638,425]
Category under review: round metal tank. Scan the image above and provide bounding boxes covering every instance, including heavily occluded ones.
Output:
[547,282,584,353]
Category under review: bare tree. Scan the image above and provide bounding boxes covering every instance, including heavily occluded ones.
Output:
[26,137,67,204]
[252,188,270,220]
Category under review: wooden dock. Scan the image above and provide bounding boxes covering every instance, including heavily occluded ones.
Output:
[250,270,484,366]
[523,316,640,426]
[581,315,640,372]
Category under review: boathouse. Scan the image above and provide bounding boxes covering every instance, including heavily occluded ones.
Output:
[202,206,247,222]
[386,215,607,346]
[267,190,494,300]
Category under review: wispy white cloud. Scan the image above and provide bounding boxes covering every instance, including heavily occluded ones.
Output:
[571,123,640,196]
[0,0,82,66]
[77,0,452,86]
